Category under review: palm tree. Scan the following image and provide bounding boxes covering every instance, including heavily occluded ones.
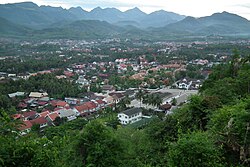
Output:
[154,94,163,108]
[142,94,150,109]
[171,97,177,106]
[150,94,162,108]
[136,89,144,108]
[117,95,131,111]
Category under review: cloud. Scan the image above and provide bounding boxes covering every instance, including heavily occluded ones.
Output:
[237,3,250,8]
[1,0,250,19]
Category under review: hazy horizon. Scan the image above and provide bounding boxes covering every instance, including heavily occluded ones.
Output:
[1,0,250,20]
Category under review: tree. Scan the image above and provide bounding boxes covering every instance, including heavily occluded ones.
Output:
[209,99,250,166]
[31,124,40,133]
[171,98,177,106]
[167,132,224,167]
[54,117,67,126]
[75,121,124,166]
[152,94,162,108]
[136,89,144,108]
[117,95,131,111]
[229,49,241,78]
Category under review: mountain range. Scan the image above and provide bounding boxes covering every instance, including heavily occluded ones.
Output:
[0,2,185,29]
[0,2,250,39]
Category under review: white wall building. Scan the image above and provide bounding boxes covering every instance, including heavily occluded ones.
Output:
[178,79,192,90]
[118,108,142,125]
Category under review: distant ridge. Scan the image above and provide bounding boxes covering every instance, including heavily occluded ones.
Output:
[0,2,250,39]
[157,11,250,35]
[0,2,185,29]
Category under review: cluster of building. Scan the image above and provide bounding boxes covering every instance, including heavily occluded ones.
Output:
[10,88,137,135]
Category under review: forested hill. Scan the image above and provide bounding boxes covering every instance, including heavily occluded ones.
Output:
[1,2,250,39]
[1,50,250,166]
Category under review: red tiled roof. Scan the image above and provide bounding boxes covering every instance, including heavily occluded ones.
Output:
[120,64,127,68]
[30,117,48,125]
[85,101,97,109]
[47,112,59,121]
[56,101,68,107]
[50,100,58,106]
[99,74,108,77]
[22,111,37,118]
[162,64,181,69]
[96,100,105,105]
[39,111,50,118]
[64,71,74,77]
[75,104,89,113]
[64,106,71,109]
[54,107,62,112]
[18,102,27,108]
[12,114,22,120]
[37,101,48,106]
[18,120,33,131]
[42,109,51,113]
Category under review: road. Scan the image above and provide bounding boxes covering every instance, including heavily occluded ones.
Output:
[129,88,198,109]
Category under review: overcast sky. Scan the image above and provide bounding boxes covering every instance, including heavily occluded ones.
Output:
[1,0,250,19]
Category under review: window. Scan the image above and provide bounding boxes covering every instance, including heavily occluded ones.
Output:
[125,116,128,119]
[119,115,121,117]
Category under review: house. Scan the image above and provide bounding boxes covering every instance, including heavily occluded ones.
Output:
[39,111,50,118]
[18,102,28,109]
[76,76,90,86]
[38,97,50,102]
[81,92,98,100]
[74,101,98,116]
[177,79,192,90]
[85,101,98,112]
[18,120,33,135]
[46,112,60,122]
[189,80,202,90]
[109,92,124,99]
[57,109,77,121]
[37,101,48,106]
[22,111,38,120]
[118,108,143,125]
[64,71,74,78]
[99,73,109,79]
[95,99,106,109]
[12,114,22,120]
[30,117,48,128]
[29,92,48,98]
[103,95,115,106]
[55,101,69,108]
[102,85,115,93]
[8,92,25,98]
[65,97,80,105]
[74,104,89,116]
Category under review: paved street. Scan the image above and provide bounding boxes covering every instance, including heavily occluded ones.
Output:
[129,88,198,109]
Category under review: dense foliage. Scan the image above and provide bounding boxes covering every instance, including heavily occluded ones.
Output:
[0,73,83,99]
[1,50,250,166]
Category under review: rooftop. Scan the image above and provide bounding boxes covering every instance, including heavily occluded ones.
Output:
[58,109,75,117]
[121,108,142,116]
[18,120,33,131]
[30,117,48,125]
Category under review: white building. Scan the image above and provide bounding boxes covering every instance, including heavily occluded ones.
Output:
[76,76,90,86]
[178,79,192,90]
[118,108,142,125]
